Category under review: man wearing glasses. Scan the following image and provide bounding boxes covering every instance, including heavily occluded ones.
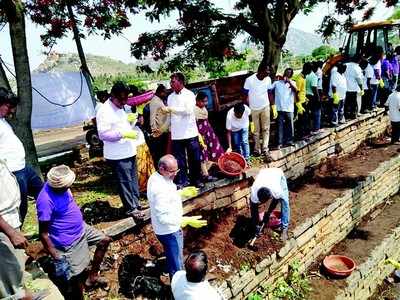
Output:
[147,154,206,280]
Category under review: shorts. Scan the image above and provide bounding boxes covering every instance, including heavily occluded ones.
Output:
[56,224,106,277]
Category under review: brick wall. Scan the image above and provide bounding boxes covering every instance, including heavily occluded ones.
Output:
[214,152,400,299]
[335,224,400,300]
[182,109,389,214]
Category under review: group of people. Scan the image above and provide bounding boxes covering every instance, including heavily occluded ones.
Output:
[2,43,400,299]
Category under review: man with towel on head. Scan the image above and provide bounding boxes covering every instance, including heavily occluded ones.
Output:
[36,165,112,299]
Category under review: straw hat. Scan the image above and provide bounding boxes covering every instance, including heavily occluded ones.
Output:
[47,165,76,189]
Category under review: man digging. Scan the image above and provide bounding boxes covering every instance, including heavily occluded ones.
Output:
[250,167,290,242]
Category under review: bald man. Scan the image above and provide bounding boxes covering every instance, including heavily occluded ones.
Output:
[171,250,222,300]
[147,155,184,277]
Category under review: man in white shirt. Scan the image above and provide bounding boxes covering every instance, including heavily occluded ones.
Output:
[387,85,400,144]
[243,64,276,156]
[270,68,297,148]
[171,250,223,300]
[329,63,347,126]
[345,56,364,119]
[250,167,290,241]
[360,59,374,113]
[97,82,144,220]
[0,88,43,224]
[306,64,321,134]
[225,103,251,161]
[147,155,206,278]
[163,73,203,189]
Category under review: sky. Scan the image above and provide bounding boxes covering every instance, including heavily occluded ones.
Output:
[0,1,395,71]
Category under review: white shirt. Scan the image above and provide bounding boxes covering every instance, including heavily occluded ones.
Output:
[316,67,323,90]
[147,172,183,235]
[329,71,347,100]
[94,101,104,114]
[225,105,251,132]
[364,64,375,89]
[388,91,400,122]
[345,62,363,92]
[0,118,25,172]
[250,168,289,204]
[371,61,381,85]
[167,88,199,140]
[171,270,223,300]
[0,159,21,229]
[271,80,296,112]
[96,100,137,160]
[244,73,272,110]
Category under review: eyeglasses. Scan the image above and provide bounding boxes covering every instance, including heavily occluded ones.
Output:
[167,168,180,174]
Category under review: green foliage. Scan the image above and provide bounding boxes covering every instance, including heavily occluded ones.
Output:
[388,7,400,20]
[240,262,251,273]
[93,73,149,92]
[311,45,338,61]
[265,261,312,300]
[247,292,264,300]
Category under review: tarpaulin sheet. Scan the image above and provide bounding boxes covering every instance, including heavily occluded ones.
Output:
[31,72,95,130]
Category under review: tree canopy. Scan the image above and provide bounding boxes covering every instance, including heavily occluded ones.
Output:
[131,0,398,73]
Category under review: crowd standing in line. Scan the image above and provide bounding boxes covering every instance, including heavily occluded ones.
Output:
[2,42,400,299]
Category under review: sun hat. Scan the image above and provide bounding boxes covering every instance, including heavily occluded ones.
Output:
[47,165,76,189]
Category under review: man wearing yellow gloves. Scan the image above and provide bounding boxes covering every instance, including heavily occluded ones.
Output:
[147,155,207,279]
[243,64,275,157]
[97,81,144,220]
[270,68,297,148]
[293,63,310,140]
[329,63,347,126]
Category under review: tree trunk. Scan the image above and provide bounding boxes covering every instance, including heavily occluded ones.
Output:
[0,63,11,90]
[67,3,97,108]
[261,39,283,77]
[7,0,41,174]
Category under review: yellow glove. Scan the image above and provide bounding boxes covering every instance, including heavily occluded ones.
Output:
[271,105,278,119]
[198,135,207,150]
[181,216,207,228]
[385,258,400,269]
[127,113,138,123]
[250,122,255,134]
[359,90,365,97]
[137,103,146,115]
[332,93,340,105]
[178,186,199,198]
[122,130,138,140]
[295,102,305,115]
[379,79,385,89]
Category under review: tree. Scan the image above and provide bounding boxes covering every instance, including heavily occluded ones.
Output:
[0,0,40,172]
[0,0,142,170]
[131,0,398,74]
[27,0,140,105]
[311,45,338,60]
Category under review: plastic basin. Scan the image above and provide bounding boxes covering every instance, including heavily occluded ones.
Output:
[323,255,356,277]
[259,210,281,228]
[218,152,247,177]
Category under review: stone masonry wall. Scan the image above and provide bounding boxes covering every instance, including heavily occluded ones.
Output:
[213,153,400,299]
[182,109,389,215]
[335,224,400,300]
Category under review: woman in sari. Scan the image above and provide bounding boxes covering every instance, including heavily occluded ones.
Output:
[195,91,224,181]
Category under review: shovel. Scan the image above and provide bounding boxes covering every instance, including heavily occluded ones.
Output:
[248,223,265,251]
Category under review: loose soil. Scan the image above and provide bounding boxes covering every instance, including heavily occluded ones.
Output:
[369,279,400,300]
[26,139,400,299]
[308,195,400,300]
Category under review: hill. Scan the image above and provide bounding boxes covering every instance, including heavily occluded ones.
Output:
[34,28,342,75]
[34,52,137,76]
